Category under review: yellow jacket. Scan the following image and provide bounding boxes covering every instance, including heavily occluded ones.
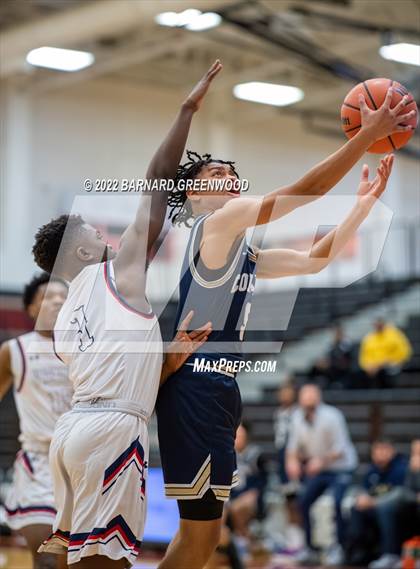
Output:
[359,325,412,370]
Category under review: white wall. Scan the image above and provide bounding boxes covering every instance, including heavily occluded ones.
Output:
[1,75,419,293]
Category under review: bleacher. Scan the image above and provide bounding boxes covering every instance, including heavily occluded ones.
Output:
[242,312,420,469]
[0,279,419,473]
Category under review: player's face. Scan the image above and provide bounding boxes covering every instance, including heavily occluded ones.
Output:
[188,162,241,212]
[78,224,116,264]
[29,281,68,329]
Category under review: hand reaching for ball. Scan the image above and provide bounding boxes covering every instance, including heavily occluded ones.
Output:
[357,154,394,209]
[360,88,415,140]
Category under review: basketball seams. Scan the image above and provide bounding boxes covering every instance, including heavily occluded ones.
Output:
[342,102,360,111]
[387,136,397,150]
[344,125,361,133]
[363,81,378,110]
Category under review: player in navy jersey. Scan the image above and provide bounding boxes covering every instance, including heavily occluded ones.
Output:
[156,85,406,569]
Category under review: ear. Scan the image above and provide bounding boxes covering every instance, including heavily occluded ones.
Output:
[27,304,36,319]
[186,189,200,202]
[76,246,93,263]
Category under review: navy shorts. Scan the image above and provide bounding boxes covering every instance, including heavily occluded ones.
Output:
[156,360,242,502]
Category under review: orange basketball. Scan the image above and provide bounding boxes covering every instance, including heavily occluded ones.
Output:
[341,78,418,153]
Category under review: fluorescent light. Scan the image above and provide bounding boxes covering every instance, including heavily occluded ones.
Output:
[233,82,304,107]
[154,11,179,27]
[26,47,94,72]
[176,9,201,26]
[155,9,221,30]
[379,43,420,66]
[186,12,222,31]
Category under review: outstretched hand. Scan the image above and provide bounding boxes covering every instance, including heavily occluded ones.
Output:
[183,59,223,112]
[357,154,394,207]
[360,88,415,141]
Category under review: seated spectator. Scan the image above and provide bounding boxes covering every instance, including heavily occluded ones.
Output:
[345,438,408,568]
[286,384,358,566]
[228,422,268,538]
[359,318,412,388]
[309,325,357,389]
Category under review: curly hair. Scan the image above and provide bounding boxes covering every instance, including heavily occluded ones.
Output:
[22,272,68,311]
[32,214,85,273]
[168,150,239,227]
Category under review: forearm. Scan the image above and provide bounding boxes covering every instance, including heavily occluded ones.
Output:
[256,200,370,278]
[257,128,376,224]
[226,129,377,231]
[307,200,370,271]
[145,104,195,181]
[137,105,195,249]
[287,129,375,197]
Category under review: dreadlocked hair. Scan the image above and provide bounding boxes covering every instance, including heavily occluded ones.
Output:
[167,150,239,227]
[32,214,85,273]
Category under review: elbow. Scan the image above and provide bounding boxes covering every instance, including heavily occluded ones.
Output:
[306,259,328,274]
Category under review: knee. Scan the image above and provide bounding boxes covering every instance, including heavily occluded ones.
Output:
[179,521,222,553]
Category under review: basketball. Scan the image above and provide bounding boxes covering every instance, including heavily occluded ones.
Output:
[341,78,418,153]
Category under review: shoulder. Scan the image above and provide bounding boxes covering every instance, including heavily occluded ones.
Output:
[322,404,345,422]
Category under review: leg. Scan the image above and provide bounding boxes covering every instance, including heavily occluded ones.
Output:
[298,473,330,549]
[330,472,352,547]
[375,498,400,555]
[73,556,127,568]
[158,518,222,569]
[20,525,65,569]
[229,489,258,537]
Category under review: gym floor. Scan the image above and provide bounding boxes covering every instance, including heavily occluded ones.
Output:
[0,539,353,569]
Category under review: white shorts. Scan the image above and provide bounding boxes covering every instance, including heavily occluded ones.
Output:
[5,449,56,530]
[38,409,149,566]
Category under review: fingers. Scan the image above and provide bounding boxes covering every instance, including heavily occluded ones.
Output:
[395,109,416,123]
[358,94,369,113]
[177,310,194,332]
[188,322,212,340]
[393,124,415,132]
[382,87,393,109]
[361,164,369,182]
[392,94,410,114]
[206,59,223,81]
[372,154,393,197]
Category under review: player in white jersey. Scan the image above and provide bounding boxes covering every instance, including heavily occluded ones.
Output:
[31,62,221,568]
[0,272,70,569]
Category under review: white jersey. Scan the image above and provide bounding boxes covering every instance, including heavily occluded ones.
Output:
[54,261,163,418]
[8,331,72,451]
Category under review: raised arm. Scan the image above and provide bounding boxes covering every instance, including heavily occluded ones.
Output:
[142,60,223,252]
[113,61,222,291]
[256,155,393,278]
[210,90,412,236]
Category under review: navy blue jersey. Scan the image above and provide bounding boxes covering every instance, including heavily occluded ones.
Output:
[175,213,257,360]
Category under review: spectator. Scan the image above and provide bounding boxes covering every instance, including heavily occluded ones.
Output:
[345,439,408,568]
[286,384,357,566]
[309,325,356,389]
[228,423,268,537]
[359,318,412,388]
